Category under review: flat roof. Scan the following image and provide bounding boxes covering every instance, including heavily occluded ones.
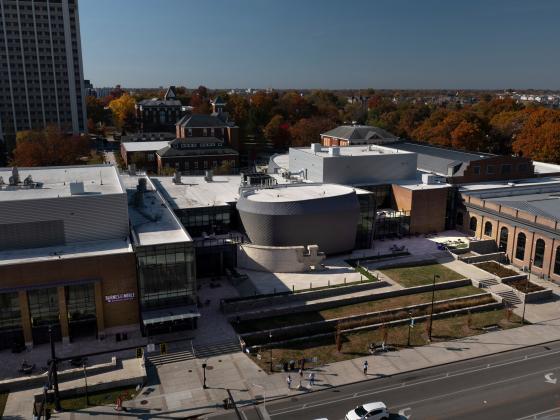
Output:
[534,161,560,174]
[121,141,169,152]
[243,183,356,203]
[0,165,124,201]
[395,178,451,191]
[0,239,133,267]
[121,174,192,246]
[293,144,411,158]
[460,177,560,193]
[151,175,243,209]
[487,192,560,220]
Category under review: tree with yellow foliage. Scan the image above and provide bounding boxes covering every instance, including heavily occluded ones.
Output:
[108,93,137,132]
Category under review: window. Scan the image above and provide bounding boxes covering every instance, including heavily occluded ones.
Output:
[472,165,481,175]
[554,246,560,275]
[515,232,526,260]
[469,217,477,232]
[203,128,207,136]
[456,212,463,226]
[187,128,192,136]
[66,284,96,322]
[210,128,215,136]
[484,221,493,236]
[499,227,508,251]
[534,238,545,268]
[518,163,528,172]
[27,288,59,327]
[486,165,496,175]
[501,164,512,175]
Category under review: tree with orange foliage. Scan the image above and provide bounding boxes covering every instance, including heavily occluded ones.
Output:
[513,108,560,163]
[451,120,485,151]
[264,115,291,149]
[108,93,137,131]
[11,126,91,167]
[290,117,336,147]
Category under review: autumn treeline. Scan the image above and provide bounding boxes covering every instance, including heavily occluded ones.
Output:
[86,87,560,164]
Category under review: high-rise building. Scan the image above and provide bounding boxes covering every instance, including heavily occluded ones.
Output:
[0,0,87,154]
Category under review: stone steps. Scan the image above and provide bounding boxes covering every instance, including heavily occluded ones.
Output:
[147,349,195,366]
[193,339,241,359]
[496,290,522,306]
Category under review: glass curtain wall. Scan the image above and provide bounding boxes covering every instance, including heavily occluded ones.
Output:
[355,193,376,249]
[136,242,196,310]
[28,287,61,343]
[0,292,24,349]
[66,283,97,339]
[176,205,233,237]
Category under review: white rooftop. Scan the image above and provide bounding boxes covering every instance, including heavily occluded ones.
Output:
[151,175,243,209]
[0,165,124,201]
[243,183,355,203]
[121,141,169,152]
[0,239,133,266]
[294,144,412,158]
[460,176,560,193]
[121,174,192,246]
[395,178,451,191]
[534,161,560,174]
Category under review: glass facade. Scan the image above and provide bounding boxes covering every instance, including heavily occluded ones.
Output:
[355,193,376,249]
[534,239,546,268]
[499,227,509,251]
[28,287,59,327]
[176,205,233,237]
[0,292,23,349]
[66,284,96,322]
[136,242,196,310]
[516,232,526,260]
[374,210,411,239]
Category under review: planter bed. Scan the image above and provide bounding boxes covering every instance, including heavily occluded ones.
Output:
[504,278,545,293]
[474,261,518,278]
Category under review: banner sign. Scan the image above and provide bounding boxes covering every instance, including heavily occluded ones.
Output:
[105,292,135,303]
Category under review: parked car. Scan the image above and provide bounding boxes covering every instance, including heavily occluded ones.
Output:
[345,402,389,420]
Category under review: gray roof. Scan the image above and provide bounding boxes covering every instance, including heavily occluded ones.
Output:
[383,142,492,176]
[488,193,560,221]
[212,95,226,105]
[176,114,231,128]
[138,98,182,107]
[321,125,398,142]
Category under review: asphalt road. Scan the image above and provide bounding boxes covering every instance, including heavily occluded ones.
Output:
[210,340,560,420]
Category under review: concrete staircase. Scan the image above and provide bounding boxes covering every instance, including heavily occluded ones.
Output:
[479,278,500,288]
[147,348,195,366]
[193,339,241,359]
[496,289,522,306]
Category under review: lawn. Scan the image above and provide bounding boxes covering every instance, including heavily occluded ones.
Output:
[475,261,519,278]
[0,392,8,417]
[251,309,522,371]
[381,263,465,287]
[47,385,139,411]
[234,285,483,334]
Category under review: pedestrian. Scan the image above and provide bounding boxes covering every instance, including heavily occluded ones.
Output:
[363,360,368,375]
[308,372,315,387]
[299,367,303,378]
[286,375,292,389]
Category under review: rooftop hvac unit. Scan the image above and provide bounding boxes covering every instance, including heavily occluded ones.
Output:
[69,181,85,195]
[421,173,438,185]
[329,147,340,157]
[310,143,321,153]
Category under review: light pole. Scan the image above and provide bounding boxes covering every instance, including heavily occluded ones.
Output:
[407,310,413,347]
[522,259,532,325]
[49,326,61,411]
[202,360,208,389]
[252,383,266,409]
[428,274,440,341]
[83,362,89,407]
[269,331,273,373]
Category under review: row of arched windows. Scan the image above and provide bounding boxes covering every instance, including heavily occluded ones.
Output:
[467,215,560,275]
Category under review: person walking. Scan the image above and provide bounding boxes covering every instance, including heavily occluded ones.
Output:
[286,375,292,389]
[299,367,303,378]
[308,372,315,387]
[363,360,368,375]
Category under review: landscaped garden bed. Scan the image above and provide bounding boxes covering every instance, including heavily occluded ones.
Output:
[46,385,139,411]
[504,277,545,293]
[380,263,465,287]
[249,308,522,371]
[474,261,519,278]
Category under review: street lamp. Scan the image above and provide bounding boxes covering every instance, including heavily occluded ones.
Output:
[269,331,273,373]
[522,259,533,325]
[202,360,208,389]
[49,326,61,411]
[252,383,266,409]
[407,310,413,347]
[428,274,440,341]
[83,362,89,407]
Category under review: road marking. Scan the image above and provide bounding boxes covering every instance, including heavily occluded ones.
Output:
[514,406,560,420]
[398,407,412,418]
[269,365,560,416]
[544,372,557,384]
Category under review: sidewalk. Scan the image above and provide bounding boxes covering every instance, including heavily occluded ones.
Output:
[53,310,560,419]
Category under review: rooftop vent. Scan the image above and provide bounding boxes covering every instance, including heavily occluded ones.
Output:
[69,181,85,195]
[204,170,213,182]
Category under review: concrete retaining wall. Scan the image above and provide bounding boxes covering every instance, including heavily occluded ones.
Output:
[461,252,506,264]
[231,279,472,321]
[374,258,438,270]
[241,293,492,345]
[222,281,388,315]
[237,243,325,273]
[248,301,503,350]
[469,239,498,254]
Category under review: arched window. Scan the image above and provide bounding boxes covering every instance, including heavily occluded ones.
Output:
[534,238,546,268]
[499,227,508,251]
[515,232,526,260]
[484,221,493,236]
[469,217,477,232]
[456,212,463,226]
[554,246,560,275]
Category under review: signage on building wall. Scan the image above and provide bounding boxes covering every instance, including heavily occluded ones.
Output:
[105,292,135,303]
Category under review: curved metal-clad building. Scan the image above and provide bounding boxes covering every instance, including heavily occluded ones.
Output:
[237,183,360,254]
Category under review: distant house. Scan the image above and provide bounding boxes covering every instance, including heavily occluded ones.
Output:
[320,125,399,147]
[175,96,239,149]
[136,86,188,132]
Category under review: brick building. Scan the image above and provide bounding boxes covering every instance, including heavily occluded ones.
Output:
[136,86,188,132]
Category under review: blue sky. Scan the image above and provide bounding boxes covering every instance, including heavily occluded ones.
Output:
[79,0,560,89]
